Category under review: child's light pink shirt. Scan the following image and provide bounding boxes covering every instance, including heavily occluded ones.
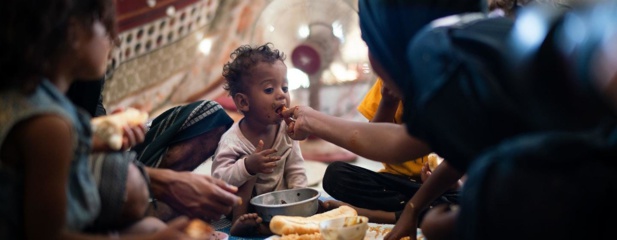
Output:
[212,120,308,195]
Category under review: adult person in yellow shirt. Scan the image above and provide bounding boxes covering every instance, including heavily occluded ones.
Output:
[321,78,461,224]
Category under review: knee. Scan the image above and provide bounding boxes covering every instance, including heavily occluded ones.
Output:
[120,163,151,225]
[121,216,166,234]
[420,204,458,240]
[322,161,347,192]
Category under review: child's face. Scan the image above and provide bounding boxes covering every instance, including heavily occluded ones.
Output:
[240,60,290,124]
[73,20,112,80]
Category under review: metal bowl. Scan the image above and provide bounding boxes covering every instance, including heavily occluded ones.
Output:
[250,188,320,222]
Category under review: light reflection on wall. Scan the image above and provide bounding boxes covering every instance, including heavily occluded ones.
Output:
[198,38,213,55]
[287,68,311,90]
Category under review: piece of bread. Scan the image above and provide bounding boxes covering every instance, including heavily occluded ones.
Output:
[184,219,214,239]
[280,233,322,240]
[276,105,295,126]
[269,205,357,235]
[91,108,149,150]
[427,153,444,172]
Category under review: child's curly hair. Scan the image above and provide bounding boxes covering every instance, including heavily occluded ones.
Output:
[222,43,286,96]
[1,0,117,91]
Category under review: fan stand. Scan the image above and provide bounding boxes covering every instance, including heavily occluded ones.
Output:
[291,32,357,163]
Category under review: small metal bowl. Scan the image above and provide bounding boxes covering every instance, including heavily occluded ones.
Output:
[250,188,320,222]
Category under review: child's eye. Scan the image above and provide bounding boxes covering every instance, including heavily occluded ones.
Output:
[264,88,274,94]
[282,86,288,93]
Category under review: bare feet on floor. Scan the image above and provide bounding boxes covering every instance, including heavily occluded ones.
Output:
[230,213,263,236]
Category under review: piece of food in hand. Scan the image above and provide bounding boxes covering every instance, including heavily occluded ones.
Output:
[185,219,215,239]
[91,107,148,150]
[269,205,357,235]
[427,153,444,172]
[276,106,295,126]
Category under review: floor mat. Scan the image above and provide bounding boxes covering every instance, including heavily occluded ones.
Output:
[212,217,267,240]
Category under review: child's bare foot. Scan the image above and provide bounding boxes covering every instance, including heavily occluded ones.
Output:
[230,213,262,236]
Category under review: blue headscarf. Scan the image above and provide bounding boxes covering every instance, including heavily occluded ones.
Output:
[358,0,484,102]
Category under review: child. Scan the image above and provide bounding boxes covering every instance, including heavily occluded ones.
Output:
[0,0,192,239]
[322,78,461,224]
[212,43,308,236]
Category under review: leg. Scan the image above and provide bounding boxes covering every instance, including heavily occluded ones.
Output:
[160,125,228,171]
[119,163,151,226]
[89,153,150,232]
[230,178,260,236]
[323,161,420,212]
[119,216,167,234]
[420,204,458,240]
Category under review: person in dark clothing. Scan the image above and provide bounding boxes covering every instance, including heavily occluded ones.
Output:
[67,78,107,117]
[280,0,617,239]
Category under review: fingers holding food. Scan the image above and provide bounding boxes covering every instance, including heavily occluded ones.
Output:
[277,105,296,127]
[427,153,443,172]
[184,218,215,240]
[91,107,149,150]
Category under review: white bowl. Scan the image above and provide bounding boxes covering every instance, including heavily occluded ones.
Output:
[319,216,369,240]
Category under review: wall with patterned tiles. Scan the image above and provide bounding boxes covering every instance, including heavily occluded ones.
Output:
[105,0,268,115]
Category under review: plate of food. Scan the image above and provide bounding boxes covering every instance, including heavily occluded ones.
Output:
[184,219,229,240]
[365,223,424,240]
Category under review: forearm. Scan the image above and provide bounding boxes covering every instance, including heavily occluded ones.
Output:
[303,109,430,163]
[371,100,398,123]
[146,167,176,200]
[211,157,252,187]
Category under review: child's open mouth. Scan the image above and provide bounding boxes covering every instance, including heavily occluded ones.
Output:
[276,105,287,118]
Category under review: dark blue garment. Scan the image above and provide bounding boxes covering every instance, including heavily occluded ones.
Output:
[0,80,101,239]
[405,16,526,171]
[458,125,617,240]
[403,14,616,172]
[358,0,484,103]
[132,100,233,168]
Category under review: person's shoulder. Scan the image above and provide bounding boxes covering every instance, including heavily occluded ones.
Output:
[13,114,74,150]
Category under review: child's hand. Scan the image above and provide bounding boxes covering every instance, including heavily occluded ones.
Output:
[245,140,280,175]
[421,162,432,183]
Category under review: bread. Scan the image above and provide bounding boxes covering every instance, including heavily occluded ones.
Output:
[184,219,214,239]
[277,106,295,126]
[427,153,443,172]
[269,205,357,235]
[279,233,322,240]
[91,108,148,150]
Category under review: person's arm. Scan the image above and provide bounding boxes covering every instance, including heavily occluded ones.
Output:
[383,161,463,240]
[371,85,400,123]
[20,115,189,240]
[211,139,257,187]
[283,106,431,164]
[146,167,241,221]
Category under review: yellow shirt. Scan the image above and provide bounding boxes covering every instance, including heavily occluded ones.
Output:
[357,79,427,178]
